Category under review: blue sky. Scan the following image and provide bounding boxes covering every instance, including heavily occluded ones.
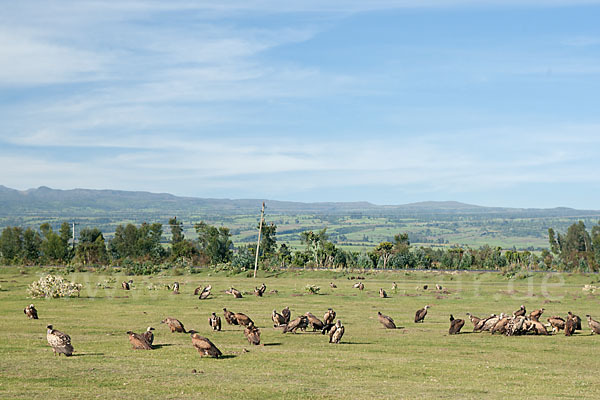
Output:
[1,1,599,209]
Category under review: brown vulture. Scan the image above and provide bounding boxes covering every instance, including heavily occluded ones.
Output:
[199,290,211,300]
[143,326,155,345]
[530,320,549,335]
[323,308,336,326]
[272,310,286,327]
[449,315,465,335]
[223,308,238,325]
[209,312,221,331]
[283,316,308,333]
[195,285,211,296]
[565,317,576,336]
[122,281,130,290]
[547,316,565,334]
[330,282,337,288]
[161,317,186,333]
[391,282,397,290]
[244,322,261,345]
[568,312,582,330]
[586,315,600,334]
[254,283,266,297]
[474,314,497,332]
[529,308,544,322]
[378,312,396,329]
[127,331,152,350]
[379,288,388,298]
[329,320,344,344]
[481,314,502,332]
[46,325,73,356]
[436,284,442,291]
[491,316,510,335]
[281,307,291,324]
[414,305,430,323]
[188,330,222,358]
[172,282,180,294]
[226,287,243,298]
[24,304,38,319]
[513,305,526,317]
[305,312,324,331]
[466,313,481,329]
[234,313,253,327]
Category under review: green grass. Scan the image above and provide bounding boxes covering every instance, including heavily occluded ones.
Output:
[1,267,600,399]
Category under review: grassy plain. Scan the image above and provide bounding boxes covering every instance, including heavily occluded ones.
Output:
[1,267,600,399]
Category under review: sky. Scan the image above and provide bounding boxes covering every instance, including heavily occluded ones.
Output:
[1,1,599,209]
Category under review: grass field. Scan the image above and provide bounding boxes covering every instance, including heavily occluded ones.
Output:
[1,267,600,399]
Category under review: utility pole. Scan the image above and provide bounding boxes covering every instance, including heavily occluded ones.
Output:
[71,222,78,251]
[254,202,265,279]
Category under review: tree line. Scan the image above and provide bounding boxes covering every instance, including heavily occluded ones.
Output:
[1,217,599,272]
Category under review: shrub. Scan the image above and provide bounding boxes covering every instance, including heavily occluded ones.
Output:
[28,274,82,298]
[304,284,320,294]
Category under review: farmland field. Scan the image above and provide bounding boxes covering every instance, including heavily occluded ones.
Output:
[1,267,600,399]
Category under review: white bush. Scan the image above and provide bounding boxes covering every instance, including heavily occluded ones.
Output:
[28,275,82,298]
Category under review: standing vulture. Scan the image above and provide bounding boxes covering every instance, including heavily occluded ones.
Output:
[329,320,345,343]
[223,308,237,325]
[143,327,155,345]
[449,315,465,335]
[254,283,266,297]
[172,282,180,294]
[272,310,286,327]
[491,315,510,335]
[188,330,222,358]
[415,305,430,323]
[127,331,152,350]
[323,308,336,326]
[567,312,582,330]
[391,282,397,290]
[474,314,497,332]
[547,316,566,334]
[46,325,73,356]
[305,312,324,331]
[586,315,600,334]
[209,312,221,331]
[161,317,186,333]
[466,313,481,329]
[281,307,291,324]
[565,317,576,336]
[513,305,526,317]
[233,313,253,327]
[244,322,261,345]
[283,316,308,333]
[226,287,243,298]
[379,288,388,298]
[529,308,544,321]
[378,312,396,329]
[24,304,38,319]
[330,282,337,289]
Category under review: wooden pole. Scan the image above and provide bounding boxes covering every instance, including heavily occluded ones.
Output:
[254,202,265,278]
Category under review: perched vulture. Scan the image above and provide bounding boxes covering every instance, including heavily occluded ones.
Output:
[529,308,544,322]
[244,322,261,345]
[481,314,502,332]
[379,288,388,298]
[547,316,566,334]
[323,308,336,326]
[172,282,180,294]
[414,305,430,323]
[586,315,600,334]
[188,330,222,358]
[209,312,221,331]
[122,281,130,290]
[436,284,442,291]
[330,282,337,289]
[358,282,364,291]
[233,313,253,327]
[46,325,73,356]
[449,315,464,335]
[143,326,155,345]
[466,313,481,329]
[195,285,211,296]
[272,310,286,327]
[305,312,324,331]
[283,316,308,333]
[530,320,549,335]
[321,323,335,334]
[223,308,238,325]
[329,320,344,344]
[24,304,38,319]
[491,316,510,335]
[378,312,396,329]
[254,283,266,297]
[127,331,152,350]
[391,282,397,290]
[281,307,291,324]
[568,312,582,330]
[352,282,361,288]
[194,286,203,295]
[161,317,186,333]
[474,314,497,332]
[199,290,211,300]
[513,305,526,317]
[226,287,243,298]
[565,317,576,336]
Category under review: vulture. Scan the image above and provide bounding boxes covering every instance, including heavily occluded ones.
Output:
[547,316,566,334]
[378,312,396,329]
[199,290,211,300]
[435,284,442,291]
[586,315,600,334]
[281,307,291,324]
[329,320,345,344]
[233,312,253,327]
[529,308,544,322]
[194,285,211,296]
[414,305,430,323]
[254,283,266,297]
[209,312,221,331]
[358,282,365,291]
[323,308,336,325]
[122,281,131,290]
[391,282,397,290]
[491,316,510,335]
[46,325,73,356]
[529,320,549,335]
[513,305,526,317]
[283,316,308,333]
[272,310,286,327]
[379,288,388,298]
[565,317,576,336]
[143,326,155,345]
[223,308,238,325]
[188,330,222,358]
[481,314,502,332]
[24,304,38,319]
[127,331,152,350]
[226,287,243,298]
[161,317,186,333]
[474,314,497,332]
[321,323,335,334]
[568,312,582,330]
[305,312,324,331]
[244,322,261,345]
[466,313,481,329]
[330,282,337,288]
[448,315,464,335]
[172,282,180,294]
[423,285,428,290]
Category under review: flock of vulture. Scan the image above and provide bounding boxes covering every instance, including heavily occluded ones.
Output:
[24,279,600,359]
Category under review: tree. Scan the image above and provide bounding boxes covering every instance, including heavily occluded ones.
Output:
[75,227,108,265]
[0,226,24,264]
[195,222,232,265]
[40,223,69,264]
[169,217,184,244]
[259,223,277,260]
[23,228,41,264]
[375,241,394,269]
